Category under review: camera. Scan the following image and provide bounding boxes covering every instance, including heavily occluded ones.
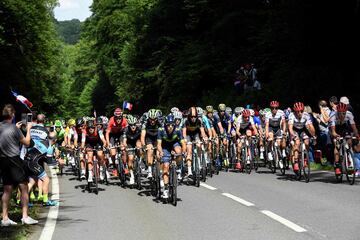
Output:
[26,113,33,123]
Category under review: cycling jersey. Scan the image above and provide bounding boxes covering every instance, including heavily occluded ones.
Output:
[55,128,65,144]
[82,128,104,147]
[201,115,212,130]
[65,127,78,143]
[29,124,49,154]
[142,120,162,145]
[207,114,221,133]
[158,127,183,150]
[288,112,312,131]
[182,118,203,135]
[265,110,285,134]
[218,112,231,130]
[329,111,355,136]
[253,115,261,127]
[124,126,141,146]
[236,115,255,130]
[107,117,128,135]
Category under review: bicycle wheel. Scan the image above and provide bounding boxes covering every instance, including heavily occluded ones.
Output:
[171,166,177,206]
[93,160,99,194]
[302,149,310,183]
[335,156,344,183]
[277,147,286,176]
[201,152,207,182]
[195,154,200,187]
[344,150,356,185]
[136,157,142,190]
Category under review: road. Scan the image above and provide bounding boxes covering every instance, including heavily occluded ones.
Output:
[34,166,360,240]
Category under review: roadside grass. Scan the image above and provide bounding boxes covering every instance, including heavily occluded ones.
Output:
[0,195,40,240]
[310,158,334,171]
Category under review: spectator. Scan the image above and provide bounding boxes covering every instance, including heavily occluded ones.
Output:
[313,100,333,164]
[329,96,338,112]
[249,63,261,90]
[339,96,353,113]
[234,65,246,94]
[0,104,38,226]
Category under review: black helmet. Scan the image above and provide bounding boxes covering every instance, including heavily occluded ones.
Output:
[96,117,103,125]
[87,120,95,128]
[165,114,175,125]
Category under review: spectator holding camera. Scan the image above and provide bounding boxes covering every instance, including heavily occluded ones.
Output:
[0,104,38,226]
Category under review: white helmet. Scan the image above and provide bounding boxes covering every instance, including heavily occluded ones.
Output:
[173,111,183,120]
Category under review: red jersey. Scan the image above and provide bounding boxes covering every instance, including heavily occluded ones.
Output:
[107,116,128,134]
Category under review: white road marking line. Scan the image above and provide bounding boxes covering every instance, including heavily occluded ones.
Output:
[221,193,255,206]
[200,183,217,190]
[39,166,60,240]
[261,210,307,233]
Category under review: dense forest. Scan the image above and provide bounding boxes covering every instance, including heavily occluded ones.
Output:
[1,0,360,119]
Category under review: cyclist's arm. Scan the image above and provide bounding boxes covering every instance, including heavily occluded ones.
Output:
[217,122,224,135]
[105,129,110,146]
[265,121,269,139]
[288,123,295,139]
[200,127,207,140]
[351,123,359,138]
[141,129,146,146]
[99,130,107,147]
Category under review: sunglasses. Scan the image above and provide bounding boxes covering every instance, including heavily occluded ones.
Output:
[271,107,278,110]
[190,116,197,119]
[88,126,95,129]
[295,111,304,114]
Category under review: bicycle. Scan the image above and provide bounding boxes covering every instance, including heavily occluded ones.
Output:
[144,146,161,199]
[168,152,185,206]
[191,140,201,187]
[334,136,358,185]
[85,147,101,194]
[126,147,143,190]
[239,136,256,174]
[292,137,313,183]
[199,139,208,182]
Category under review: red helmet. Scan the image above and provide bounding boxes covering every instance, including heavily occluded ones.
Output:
[242,109,251,117]
[114,108,123,117]
[293,102,304,112]
[270,101,279,108]
[337,102,348,113]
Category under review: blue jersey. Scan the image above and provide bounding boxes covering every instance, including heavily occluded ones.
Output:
[218,112,231,130]
[253,116,261,127]
[201,115,211,130]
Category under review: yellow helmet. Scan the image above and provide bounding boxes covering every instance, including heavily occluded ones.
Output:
[68,118,76,127]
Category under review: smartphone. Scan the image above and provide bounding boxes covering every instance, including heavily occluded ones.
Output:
[27,113,33,123]
[50,126,55,132]
[21,113,27,125]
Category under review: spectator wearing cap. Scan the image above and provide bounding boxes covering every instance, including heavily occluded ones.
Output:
[339,96,353,113]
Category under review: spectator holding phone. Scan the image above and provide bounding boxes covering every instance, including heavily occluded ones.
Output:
[0,104,38,226]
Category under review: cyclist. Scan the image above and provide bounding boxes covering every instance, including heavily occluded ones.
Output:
[182,107,208,177]
[173,110,184,128]
[157,114,186,199]
[25,114,56,206]
[106,108,128,176]
[123,115,142,185]
[329,103,359,175]
[265,101,287,164]
[217,104,231,167]
[54,119,66,169]
[141,109,162,179]
[206,105,224,167]
[235,109,258,169]
[81,119,107,182]
[64,118,78,167]
[288,102,316,172]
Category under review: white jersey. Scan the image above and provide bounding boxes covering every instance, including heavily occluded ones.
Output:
[288,112,312,130]
[329,111,355,127]
[265,110,284,128]
[236,115,254,129]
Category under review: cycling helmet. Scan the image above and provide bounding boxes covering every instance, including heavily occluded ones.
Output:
[234,107,242,115]
[188,107,197,118]
[87,120,95,128]
[148,109,158,120]
[173,111,183,120]
[68,119,76,127]
[270,101,279,108]
[96,117,103,125]
[54,120,62,127]
[284,108,291,119]
[218,103,226,111]
[206,105,214,113]
[264,108,271,113]
[165,114,175,125]
[155,109,162,118]
[76,117,84,127]
[293,102,304,112]
[337,102,348,113]
[249,109,255,116]
[225,107,232,114]
[127,115,138,125]
[259,110,265,116]
[242,109,251,117]
[170,107,179,113]
[196,107,204,117]
[101,116,108,124]
[114,108,123,117]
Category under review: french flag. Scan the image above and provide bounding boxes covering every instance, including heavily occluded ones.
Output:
[11,90,33,108]
[123,101,133,111]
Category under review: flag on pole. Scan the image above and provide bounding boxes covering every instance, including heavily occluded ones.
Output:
[11,90,33,108]
[94,109,97,118]
[123,101,133,111]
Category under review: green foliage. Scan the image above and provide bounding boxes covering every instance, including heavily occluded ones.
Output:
[55,19,81,45]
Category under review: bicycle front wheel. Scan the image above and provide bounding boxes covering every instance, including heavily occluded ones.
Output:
[302,150,310,183]
[344,150,356,185]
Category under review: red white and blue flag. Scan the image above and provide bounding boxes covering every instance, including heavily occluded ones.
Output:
[11,90,33,108]
[123,101,133,111]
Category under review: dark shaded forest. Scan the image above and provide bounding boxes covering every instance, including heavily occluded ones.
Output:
[1,0,359,118]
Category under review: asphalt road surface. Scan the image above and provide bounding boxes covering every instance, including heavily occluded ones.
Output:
[33,166,360,240]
